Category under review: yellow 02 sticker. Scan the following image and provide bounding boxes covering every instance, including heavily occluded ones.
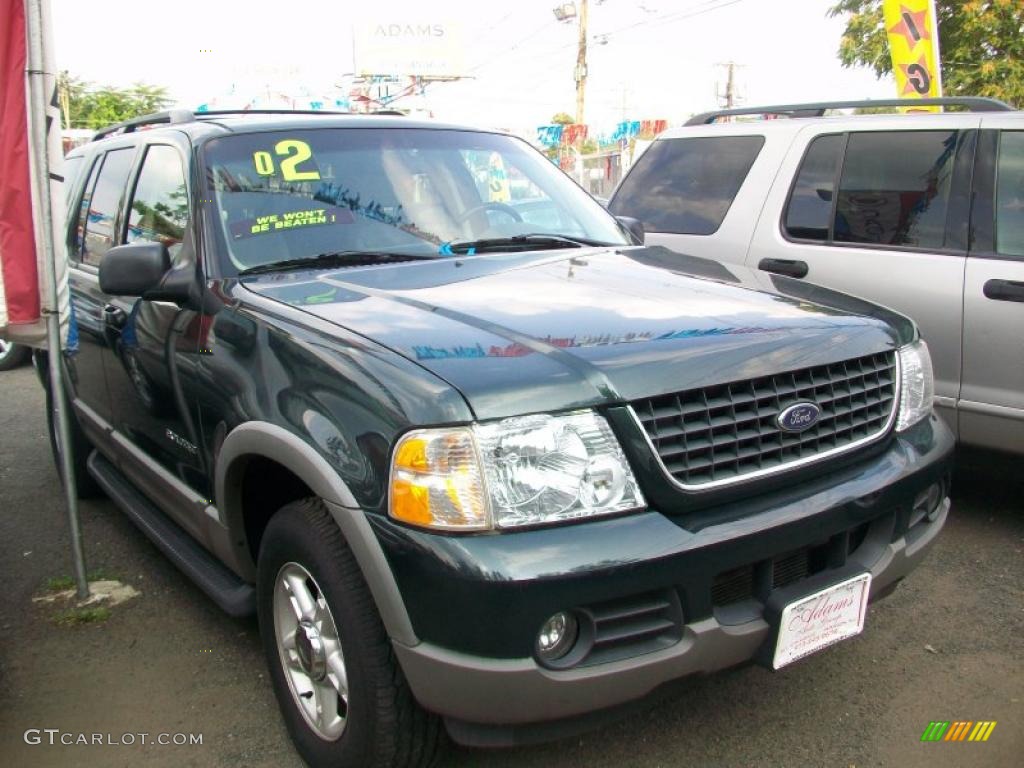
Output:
[251,139,321,182]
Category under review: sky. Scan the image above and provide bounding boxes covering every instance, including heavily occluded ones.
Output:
[52,0,897,138]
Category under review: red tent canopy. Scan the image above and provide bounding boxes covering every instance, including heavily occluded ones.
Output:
[0,0,69,349]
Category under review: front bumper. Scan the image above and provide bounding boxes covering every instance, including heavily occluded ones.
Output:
[377,414,954,731]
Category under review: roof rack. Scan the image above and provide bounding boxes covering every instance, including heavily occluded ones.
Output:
[92,109,195,141]
[91,108,362,141]
[684,97,1014,126]
[192,109,351,118]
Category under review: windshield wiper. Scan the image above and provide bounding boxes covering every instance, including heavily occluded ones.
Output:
[238,251,438,276]
[443,233,611,254]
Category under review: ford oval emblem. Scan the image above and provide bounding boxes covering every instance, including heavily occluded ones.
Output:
[777,402,821,433]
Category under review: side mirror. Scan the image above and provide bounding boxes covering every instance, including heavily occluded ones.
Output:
[99,243,170,296]
[616,216,645,245]
[99,243,191,303]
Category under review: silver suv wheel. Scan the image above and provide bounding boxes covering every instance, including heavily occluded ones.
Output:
[273,561,349,741]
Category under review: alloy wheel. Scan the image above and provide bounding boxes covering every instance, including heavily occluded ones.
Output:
[273,562,349,741]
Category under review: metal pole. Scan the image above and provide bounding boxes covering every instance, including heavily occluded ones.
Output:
[25,0,89,600]
[928,0,943,96]
[574,0,588,125]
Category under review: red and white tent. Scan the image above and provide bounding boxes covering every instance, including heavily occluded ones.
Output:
[0,0,70,349]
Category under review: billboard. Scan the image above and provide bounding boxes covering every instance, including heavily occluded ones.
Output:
[353,21,464,79]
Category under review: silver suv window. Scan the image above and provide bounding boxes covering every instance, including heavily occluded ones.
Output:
[996,131,1024,258]
[784,130,960,250]
[784,134,843,241]
[609,136,764,235]
[836,131,956,249]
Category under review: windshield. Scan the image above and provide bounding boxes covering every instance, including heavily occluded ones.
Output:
[201,127,627,273]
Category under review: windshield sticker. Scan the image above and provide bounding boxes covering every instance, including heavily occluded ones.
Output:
[229,207,354,239]
[251,139,321,182]
[487,152,511,202]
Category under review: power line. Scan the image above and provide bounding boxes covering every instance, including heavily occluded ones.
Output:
[596,0,749,43]
[465,19,560,75]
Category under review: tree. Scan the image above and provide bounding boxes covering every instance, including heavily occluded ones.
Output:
[58,72,172,129]
[550,112,574,125]
[829,0,1024,107]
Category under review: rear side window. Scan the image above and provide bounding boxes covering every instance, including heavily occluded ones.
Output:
[609,136,765,235]
[81,147,135,267]
[834,131,956,249]
[63,156,84,204]
[995,131,1024,258]
[784,134,843,241]
[71,157,101,261]
[126,145,189,258]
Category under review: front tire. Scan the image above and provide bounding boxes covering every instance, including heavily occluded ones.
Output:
[257,498,444,768]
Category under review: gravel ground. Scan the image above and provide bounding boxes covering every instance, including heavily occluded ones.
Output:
[0,364,1021,768]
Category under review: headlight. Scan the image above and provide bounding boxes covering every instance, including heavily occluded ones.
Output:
[896,340,934,432]
[389,411,645,531]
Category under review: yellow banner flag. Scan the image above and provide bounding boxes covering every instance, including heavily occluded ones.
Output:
[487,152,511,203]
[883,0,943,111]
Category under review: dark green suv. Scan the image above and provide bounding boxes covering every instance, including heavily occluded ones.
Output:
[43,110,953,767]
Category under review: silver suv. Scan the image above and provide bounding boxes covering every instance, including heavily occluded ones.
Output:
[609,98,1024,456]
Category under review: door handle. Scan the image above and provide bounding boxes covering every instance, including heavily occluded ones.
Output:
[103,304,127,329]
[983,279,1024,303]
[758,258,809,279]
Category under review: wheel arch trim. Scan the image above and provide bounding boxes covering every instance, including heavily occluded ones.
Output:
[216,421,417,646]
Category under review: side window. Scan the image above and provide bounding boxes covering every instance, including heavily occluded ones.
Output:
[63,156,84,204]
[784,134,844,241]
[995,131,1024,258]
[126,145,189,259]
[81,147,135,267]
[71,156,102,261]
[834,130,957,249]
[609,136,765,235]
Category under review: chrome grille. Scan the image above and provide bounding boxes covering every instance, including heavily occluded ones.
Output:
[633,351,898,488]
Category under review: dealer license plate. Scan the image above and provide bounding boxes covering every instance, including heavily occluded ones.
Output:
[772,573,872,670]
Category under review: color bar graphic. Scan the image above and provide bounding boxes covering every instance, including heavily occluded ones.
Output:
[968,721,997,742]
[921,720,996,742]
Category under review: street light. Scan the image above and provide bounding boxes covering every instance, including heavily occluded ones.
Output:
[553,2,576,22]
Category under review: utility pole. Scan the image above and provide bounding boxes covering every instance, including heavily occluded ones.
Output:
[724,60,735,108]
[715,61,744,117]
[575,0,588,124]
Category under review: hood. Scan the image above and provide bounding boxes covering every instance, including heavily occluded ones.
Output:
[243,246,907,421]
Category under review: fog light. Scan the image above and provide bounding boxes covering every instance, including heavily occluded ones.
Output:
[536,611,578,662]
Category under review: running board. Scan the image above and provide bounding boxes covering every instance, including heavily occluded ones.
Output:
[87,451,256,617]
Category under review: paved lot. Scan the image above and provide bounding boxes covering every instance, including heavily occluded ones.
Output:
[0,364,1021,767]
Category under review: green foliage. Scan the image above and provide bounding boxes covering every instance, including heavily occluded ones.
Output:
[829,0,1024,107]
[45,575,75,592]
[550,112,575,125]
[44,569,121,592]
[59,72,172,130]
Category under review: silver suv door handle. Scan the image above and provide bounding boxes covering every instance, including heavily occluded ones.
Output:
[758,258,809,279]
[983,279,1024,303]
